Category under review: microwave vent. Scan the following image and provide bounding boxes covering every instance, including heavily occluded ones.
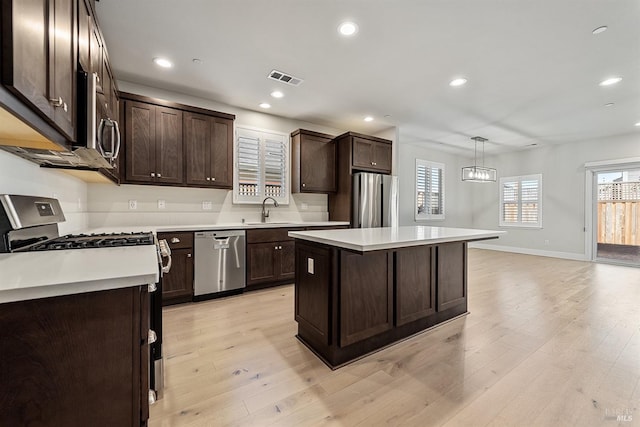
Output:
[267,70,303,86]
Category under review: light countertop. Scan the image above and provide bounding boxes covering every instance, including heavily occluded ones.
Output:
[0,245,159,304]
[288,226,505,252]
[0,221,349,304]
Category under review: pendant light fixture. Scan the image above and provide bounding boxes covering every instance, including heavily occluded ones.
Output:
[461,136,497,182]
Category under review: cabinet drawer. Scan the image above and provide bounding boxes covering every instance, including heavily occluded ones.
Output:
[157,232,193,249]
[246,227,304,243]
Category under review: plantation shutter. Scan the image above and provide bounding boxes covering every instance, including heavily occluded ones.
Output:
[237,131,261,197]
[234,127,289,204]
[416,160,445,220]
[499,174,542,227]
[263,133,286,198]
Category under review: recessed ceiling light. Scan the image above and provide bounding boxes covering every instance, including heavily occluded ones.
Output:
[259,103,271,109]
[449,78,468,87]
[364,116,374,122]
[604,103,615,107]
[270,91,284,99]
[599,77,622,86]
[592,26,608,35]
[338,22,358,36]
[153,57,173,68]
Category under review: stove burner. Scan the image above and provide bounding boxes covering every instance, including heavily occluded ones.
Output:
[27,232,154,251]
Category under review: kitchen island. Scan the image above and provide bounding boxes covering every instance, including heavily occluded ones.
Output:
[289,226,504,368]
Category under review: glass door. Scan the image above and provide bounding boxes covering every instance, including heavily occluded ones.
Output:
[594,169,640,265]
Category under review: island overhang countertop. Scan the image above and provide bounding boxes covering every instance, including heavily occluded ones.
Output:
[288,226,505,252]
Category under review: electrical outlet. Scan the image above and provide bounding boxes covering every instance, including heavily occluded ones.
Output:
[128,200,137,210]
[202,201,212,210]
[157,200,166,210]
[544,239,550,245]
[301,202,309,210]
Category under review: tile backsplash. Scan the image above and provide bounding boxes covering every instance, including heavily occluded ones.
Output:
[87,183,328,227]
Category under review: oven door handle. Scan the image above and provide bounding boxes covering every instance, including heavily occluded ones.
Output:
[158,239,172,274]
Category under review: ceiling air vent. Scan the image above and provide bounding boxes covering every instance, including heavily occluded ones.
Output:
[268,70,304,86]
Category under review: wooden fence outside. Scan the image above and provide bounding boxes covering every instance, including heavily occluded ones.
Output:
[597,182,640,245]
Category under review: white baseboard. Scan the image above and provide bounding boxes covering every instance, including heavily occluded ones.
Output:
[468,242,588,261]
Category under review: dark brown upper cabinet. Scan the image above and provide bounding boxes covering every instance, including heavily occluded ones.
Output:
[351,134,392,174]
[1,0,77,141]
[184,112,233,189]
[120,92,235,189]
[328,132,393,223]
[124,100,183,185]
[291,129,336,193]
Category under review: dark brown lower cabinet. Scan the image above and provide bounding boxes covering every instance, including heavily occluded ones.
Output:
[294,240,468,369]
[158,232,194,305]
[0,286,149,426]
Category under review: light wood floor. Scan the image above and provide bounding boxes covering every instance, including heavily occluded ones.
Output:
[150,249,640,427]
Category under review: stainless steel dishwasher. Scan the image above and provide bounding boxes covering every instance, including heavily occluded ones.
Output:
[194,230,246,300]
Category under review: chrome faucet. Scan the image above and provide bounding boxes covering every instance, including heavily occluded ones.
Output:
[261,197,279,223]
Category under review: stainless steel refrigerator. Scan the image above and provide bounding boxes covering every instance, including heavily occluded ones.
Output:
[352,172,399,228]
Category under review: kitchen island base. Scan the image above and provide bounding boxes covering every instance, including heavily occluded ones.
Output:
[294,240,470,369]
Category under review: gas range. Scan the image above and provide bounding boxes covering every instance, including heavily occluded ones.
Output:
[27,232,155,251]
[0,194,167,402]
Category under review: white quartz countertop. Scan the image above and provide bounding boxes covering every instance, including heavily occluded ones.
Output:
[288,226,505,252]
[0,246,159,304]
[88,221,349,235]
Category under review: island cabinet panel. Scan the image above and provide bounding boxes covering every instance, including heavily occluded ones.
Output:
[339,251,393,347]
[437,242,467,311]
[395,246,436,326]
[295,243,332,345]
[0,286,149,426]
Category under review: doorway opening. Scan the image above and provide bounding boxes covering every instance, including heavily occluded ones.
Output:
[595,169,640,265]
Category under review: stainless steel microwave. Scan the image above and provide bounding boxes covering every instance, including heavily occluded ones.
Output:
[1,72,119,170]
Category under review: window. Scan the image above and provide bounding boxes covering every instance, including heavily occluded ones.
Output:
[234,126,289,204]
[415,159,445,220]
[499,174,542,227]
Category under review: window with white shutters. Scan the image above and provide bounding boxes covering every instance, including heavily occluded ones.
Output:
[234,127,289,204]
[415,159,445,220]
[499,174,542,228]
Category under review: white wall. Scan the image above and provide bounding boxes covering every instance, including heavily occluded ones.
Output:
[397,142,474,228]
[87,81,349,228]
[0,150,88,234]
[471,133,640,258]
[87,184,328,227]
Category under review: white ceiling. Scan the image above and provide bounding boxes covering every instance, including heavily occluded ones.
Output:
[95,0,640,153]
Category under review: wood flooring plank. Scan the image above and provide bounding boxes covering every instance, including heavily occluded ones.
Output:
[148,249,640,427]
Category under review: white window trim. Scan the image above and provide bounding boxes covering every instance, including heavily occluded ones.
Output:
[499,173,543,228]
[233,125,290,205]
[415,159,445,221]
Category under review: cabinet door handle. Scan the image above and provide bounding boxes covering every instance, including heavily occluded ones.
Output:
[148,330,157,345]
[187,253,192,258]
[212,177,216,181]
[371,161,377,166]
[206,177,211,181]
[150,172,156,177]
[50,97,63,107]
[171,237,180,243]
[157,173,162,178]
[302,183,306,187]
